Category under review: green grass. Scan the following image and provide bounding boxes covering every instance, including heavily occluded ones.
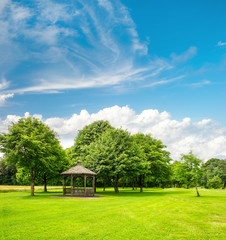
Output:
[0,187,225,240]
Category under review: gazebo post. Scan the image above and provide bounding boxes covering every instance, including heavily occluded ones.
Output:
[73,177,76,189]
[71,174,73,196]
[63,175,66,195]
[93,176,95,196]
[84,175,86,196]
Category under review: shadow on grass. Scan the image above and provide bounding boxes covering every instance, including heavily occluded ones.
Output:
[16,187,225,200]
[0,189,30,193]
[21,188,189,199]
[96,189,188,198]
[18,189,177,199]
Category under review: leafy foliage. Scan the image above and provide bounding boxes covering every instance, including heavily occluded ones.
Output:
[133,133,171,189]
[84,128,147,193]
[207,176,223,189]
[0,158,17,185]
[172,151,202,196]
[201,158,226,188]
[71,120,114,164]
[0,117,66,195]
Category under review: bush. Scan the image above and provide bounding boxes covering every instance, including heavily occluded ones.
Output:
[207,176,222,189]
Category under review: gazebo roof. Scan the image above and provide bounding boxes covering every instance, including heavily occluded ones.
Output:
[61,160,96,176]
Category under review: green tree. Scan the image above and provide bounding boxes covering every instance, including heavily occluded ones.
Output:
[171,160,187,188]
[65,146,74,166]
[207,176,223,189]
[85,128,147,193]
[72,120,114,164]
[201,158,226,189]
[180,151,203,197]
[0,158,17,185]
[0,117,65,195]
[133,133,171,189]
[38,147,67,192]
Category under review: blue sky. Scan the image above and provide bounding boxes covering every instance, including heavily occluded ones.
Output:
[0,0,226,159]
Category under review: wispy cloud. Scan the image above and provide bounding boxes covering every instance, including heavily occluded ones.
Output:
[171,46,197,64]
[217,41,226,47]
[0,78,12,105]
[0,93,14,106]
[0,78,10,90]
[0,0,196,96]
[0,0,176,95]
[143,75,185,88]
[191,80,211,87]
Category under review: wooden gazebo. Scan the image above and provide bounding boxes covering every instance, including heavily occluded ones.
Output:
[61,160,97,197]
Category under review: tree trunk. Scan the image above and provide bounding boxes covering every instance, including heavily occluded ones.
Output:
[114,185,119,193]
[113,177,119,193]
[132,182,135,190]
[44,173,47,192]
[103,181,105,191]
[139,175,143,193]
[31,178,35,196]
[196,185,200,197]
[140,185,143,192]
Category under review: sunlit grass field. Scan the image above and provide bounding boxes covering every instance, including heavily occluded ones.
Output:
[0,187,225,240]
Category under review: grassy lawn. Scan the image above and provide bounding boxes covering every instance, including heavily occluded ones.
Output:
[0,187,225,240]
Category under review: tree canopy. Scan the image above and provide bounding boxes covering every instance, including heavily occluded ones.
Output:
[201,158,226,189]
[133,133,171,189]
[71,120,113,164]
[70,121,171,193]
[175,151,203,196]
[84,128,147,193]
[0,117,65,195]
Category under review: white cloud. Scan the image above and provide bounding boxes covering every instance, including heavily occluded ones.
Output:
[217,41,226,47]
[37,0,75,24]
[12,62,171,94]
[1,106,226,161]
[0,93,14,106]
[0,114,19,134]
[0,0,177,95]
[24,25,74,45]
[191,80,211,87]
[143,75,185,88]
[98,0,114,14]
[10,4,31,22]
[0,0,9,14]
[171,46,197,64]
[0,78,10,90]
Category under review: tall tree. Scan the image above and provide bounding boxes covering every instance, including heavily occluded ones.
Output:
[171,160,187,188]
[180,151,202,197]
[85,128,147,193]
[72,120,114,164]
[0,117,65,195]
[133,133,171,189]
[38,147,67,192]
[201,158,226,189]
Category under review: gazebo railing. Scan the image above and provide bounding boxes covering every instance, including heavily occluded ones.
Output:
[63,187,94,196]
[63,188,72,194]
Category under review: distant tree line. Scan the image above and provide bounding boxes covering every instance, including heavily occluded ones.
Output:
[0,118,225,195]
